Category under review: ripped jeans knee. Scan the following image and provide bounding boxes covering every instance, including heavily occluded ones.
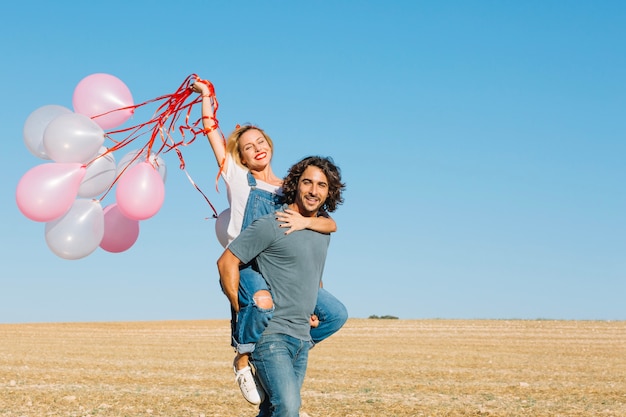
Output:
[235,292,274,353]
[235,265,275,353]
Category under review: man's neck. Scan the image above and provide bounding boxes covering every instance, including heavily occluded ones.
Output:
[287,203,316,218]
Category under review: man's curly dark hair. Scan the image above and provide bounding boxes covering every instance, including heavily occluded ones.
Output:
[280,156,345,213]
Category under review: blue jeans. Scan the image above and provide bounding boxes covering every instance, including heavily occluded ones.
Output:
[234,275,347,352]
[251,333,312,417]
[311,287,348,345]
[229,173,282,353]
[235,264,274,353]
[240,172,283,231]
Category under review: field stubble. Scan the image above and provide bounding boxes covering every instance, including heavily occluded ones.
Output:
[0,319,625,416]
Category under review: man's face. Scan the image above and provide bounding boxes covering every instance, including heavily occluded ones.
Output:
[295,165,329,216]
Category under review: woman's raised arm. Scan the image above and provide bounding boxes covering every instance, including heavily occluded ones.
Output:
[192,80,228,169]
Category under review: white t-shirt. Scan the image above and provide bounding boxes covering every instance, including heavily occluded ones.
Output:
[219,154,280,247]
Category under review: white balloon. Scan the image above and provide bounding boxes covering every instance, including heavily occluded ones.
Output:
[45,199,105,260]
[78,147,117,198]
[116,149,167,183]
[23,105,72,159]
[215,208,231,248]
[43,113,104,163]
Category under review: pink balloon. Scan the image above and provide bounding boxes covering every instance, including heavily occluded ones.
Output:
[73,73,134,130]
[115,162,165,220]
[117,149,167,183]
[16,163,86,222]
[100,203,140,253]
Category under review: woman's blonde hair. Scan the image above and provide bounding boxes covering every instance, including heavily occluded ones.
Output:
[225,124,275,169]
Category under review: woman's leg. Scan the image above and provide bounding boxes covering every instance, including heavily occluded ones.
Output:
[236,264,274,353]
[310,288,348,345]
[232,264,274,405]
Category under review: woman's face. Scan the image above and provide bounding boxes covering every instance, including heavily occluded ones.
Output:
[238,129,272,169]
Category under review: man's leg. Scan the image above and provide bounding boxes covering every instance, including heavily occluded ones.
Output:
[252,333,310,417]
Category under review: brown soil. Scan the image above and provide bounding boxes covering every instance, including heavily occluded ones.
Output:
[1,319,624,416]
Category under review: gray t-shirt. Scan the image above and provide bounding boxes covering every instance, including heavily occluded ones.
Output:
[228,206,330,341]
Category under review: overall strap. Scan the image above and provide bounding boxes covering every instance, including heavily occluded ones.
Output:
[247,171,257,188]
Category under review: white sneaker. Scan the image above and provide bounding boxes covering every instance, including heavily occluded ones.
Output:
[234,365,265,405]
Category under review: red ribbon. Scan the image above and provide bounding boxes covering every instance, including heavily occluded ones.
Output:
[91,74,222,219]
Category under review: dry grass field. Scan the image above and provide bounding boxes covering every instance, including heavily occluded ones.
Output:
[1,319,625,416]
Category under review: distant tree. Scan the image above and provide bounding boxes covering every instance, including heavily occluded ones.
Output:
[368,315,399,320]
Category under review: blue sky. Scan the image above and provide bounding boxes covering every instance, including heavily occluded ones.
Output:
[1,1,625,323]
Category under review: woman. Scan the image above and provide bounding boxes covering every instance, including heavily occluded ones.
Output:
[192,79,348,405]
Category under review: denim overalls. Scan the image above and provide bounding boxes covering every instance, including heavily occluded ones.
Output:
[232,172,348,354]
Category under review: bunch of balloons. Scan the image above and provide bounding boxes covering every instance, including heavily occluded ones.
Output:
[15,73,187,260]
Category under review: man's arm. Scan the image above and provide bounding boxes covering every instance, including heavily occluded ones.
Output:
[217,249,242,312]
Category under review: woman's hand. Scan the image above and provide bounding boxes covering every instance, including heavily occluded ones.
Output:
[275,209,310,235]
[191,81,210,95]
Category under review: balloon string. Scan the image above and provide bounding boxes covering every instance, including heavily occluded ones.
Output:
[97,74,221,218]
[181,166,219,219]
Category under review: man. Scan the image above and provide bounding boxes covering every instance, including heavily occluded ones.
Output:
[217,156,345,416]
